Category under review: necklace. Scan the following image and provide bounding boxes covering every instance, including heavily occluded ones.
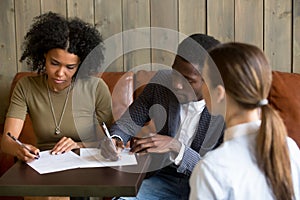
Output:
[46,82,72,135]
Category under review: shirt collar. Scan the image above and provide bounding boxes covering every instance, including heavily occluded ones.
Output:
[181,99,206,113]
[224,120,261,142]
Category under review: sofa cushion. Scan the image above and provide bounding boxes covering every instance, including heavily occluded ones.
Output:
[268,71,300,148]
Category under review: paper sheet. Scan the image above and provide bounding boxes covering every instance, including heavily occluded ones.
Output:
[79,148,137,168]
[27,150,87,174]
[27,148,137,174]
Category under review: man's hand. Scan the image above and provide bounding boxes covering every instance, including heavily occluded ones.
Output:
[100,137,124,161]
[130,134,181,154]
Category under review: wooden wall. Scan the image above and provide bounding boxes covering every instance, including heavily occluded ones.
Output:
[0,0,299,124]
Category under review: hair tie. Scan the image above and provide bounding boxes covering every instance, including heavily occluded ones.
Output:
[257,99,268,107]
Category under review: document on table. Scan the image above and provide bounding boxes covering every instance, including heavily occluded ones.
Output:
[27,148,137,174]
[27,150,87,174]
[79,148,137,168]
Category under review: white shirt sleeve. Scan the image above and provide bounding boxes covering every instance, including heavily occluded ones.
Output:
[169,142,185,165]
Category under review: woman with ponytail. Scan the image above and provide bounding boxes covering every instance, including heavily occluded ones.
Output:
[189,42,300,200]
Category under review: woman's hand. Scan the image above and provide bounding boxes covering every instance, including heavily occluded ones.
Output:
[15,144,40,162]
[50,137,81,155]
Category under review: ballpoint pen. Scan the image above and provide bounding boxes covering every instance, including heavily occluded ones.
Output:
[7,132,39,158]
[101,122,117,151]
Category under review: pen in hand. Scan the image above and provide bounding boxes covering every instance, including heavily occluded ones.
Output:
[101,122,117,151]
[7,132,39,159]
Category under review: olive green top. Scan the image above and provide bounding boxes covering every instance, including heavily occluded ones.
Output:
[7,74,113,150]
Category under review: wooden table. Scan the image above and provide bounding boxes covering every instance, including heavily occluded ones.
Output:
[0,154,150,198]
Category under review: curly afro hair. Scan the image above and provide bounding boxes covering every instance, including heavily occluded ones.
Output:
[20,12,104,76]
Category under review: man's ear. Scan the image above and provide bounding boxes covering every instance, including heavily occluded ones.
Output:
[216,85,225,103]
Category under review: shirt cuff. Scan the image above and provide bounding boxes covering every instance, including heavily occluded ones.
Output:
[172,143,185,165]
[111,134,124,144]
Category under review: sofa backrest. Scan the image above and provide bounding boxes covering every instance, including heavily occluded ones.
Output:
[269,71,300,148]
[100,72,135,121]
[134,70,157,98]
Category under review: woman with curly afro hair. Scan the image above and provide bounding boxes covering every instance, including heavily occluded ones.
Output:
[1,12,113,163]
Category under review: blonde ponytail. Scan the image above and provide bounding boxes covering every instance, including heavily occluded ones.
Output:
[257,104,294,200]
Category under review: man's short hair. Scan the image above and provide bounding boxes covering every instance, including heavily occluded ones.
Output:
[177,33,220,66]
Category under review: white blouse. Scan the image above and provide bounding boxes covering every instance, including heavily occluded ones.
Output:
[189,121,300,200]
